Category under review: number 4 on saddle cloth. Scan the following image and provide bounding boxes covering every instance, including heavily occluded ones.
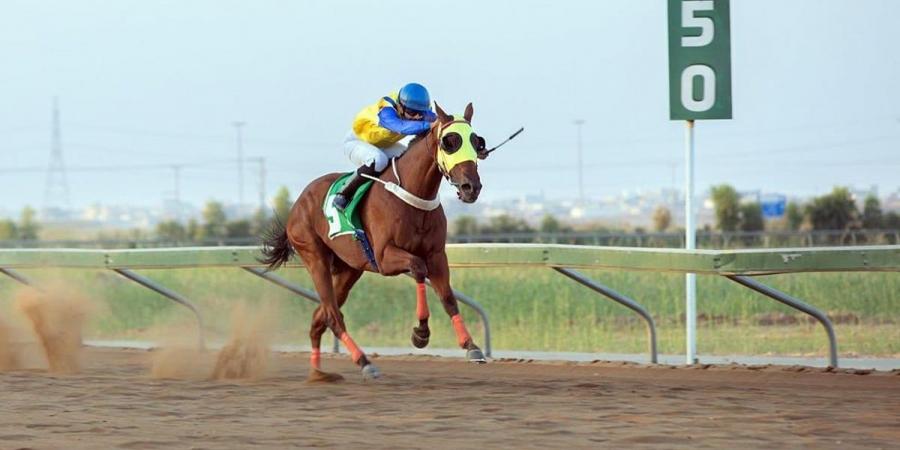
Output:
[322,173,379,270]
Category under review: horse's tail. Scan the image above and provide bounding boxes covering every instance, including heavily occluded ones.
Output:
[258,215,293,271]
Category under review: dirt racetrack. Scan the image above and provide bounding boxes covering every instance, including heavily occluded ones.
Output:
[1,347,898,449]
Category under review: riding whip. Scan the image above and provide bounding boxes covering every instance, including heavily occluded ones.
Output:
[484,127,524,155]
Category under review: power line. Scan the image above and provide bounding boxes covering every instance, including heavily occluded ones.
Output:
[63,122,333,148]
[3,154,896,178]
[0,159,235,174]
[705,134,900,159]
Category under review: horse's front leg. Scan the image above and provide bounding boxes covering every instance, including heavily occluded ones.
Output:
[426,251,487,363]
[380,245,431,349]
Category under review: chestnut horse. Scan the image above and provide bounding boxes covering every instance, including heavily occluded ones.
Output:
[261,102,486,380]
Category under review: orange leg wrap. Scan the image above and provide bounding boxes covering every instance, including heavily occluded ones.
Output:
[416,283,429,321]
[451,314,472,348]
[310,348,321,370]
[339,331,364,363]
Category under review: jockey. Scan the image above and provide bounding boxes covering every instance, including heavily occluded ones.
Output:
[333,82,437,211]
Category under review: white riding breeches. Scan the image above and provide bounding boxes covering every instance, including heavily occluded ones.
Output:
[343,130,407,172]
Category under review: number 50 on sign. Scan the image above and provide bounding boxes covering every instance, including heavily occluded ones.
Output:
[668,0,732,120]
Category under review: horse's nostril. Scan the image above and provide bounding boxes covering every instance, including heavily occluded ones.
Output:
[461,183,473,193]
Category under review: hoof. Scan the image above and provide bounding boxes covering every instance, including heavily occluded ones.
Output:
[361,364,381,380]
[411,326,430,349]
[307,369,345,383]
[466,348,487,364]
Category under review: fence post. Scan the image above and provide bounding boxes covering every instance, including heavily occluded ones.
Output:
[553,268,658,364]
[726,275,837,368]
[113,269,205,348]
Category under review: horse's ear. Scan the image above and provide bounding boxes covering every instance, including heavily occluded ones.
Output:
[463,102,473,122]
[434,102,450,123]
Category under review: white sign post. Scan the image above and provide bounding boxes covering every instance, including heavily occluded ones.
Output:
[668,0,732,364]
[684,120,697,364]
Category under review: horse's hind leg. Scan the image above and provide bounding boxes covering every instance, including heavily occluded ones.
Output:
[307,306,343,382]
[329,258,365,351]
[309,260,362,372]
[426,251,486,363]
[332,258,364,308]
[299,241,377,380]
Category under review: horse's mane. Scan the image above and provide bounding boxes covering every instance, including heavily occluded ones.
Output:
[407,133,427,149]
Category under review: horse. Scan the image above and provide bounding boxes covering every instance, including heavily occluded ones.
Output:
[260,102,487,381]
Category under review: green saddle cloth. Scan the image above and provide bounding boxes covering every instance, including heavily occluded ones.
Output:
[323,172,374,239]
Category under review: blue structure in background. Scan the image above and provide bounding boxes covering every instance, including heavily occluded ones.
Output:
[761,194,787,219]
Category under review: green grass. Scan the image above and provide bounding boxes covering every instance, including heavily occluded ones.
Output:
[1,267,897,357]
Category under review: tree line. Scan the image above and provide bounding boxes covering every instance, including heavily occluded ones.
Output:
[0,187,295,243]
[451,184,899,237]
[705,185,899,233]
[154,186,294,242]
[3,184,897,242]
[0,207,40,240]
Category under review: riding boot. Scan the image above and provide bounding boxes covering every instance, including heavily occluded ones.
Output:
[333,164,378,211]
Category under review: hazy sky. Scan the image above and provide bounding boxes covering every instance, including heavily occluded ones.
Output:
[1,0,899,214]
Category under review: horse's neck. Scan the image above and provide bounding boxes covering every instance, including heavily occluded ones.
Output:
[388,138,441,201]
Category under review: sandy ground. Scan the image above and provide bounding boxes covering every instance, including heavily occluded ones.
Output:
[0,347,897,450]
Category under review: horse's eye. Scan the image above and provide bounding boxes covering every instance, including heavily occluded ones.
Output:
[441,132,463,154]
[471,133,486,151]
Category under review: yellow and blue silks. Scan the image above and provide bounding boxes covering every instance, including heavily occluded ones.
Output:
[352,92,436,148]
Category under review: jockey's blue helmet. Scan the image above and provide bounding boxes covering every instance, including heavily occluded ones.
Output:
[398,83,431,113]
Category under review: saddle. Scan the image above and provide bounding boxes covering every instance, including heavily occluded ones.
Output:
[323,173,378,269]
[324,172,374,239]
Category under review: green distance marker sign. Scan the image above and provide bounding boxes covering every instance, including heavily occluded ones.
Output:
[668,0,732,120]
